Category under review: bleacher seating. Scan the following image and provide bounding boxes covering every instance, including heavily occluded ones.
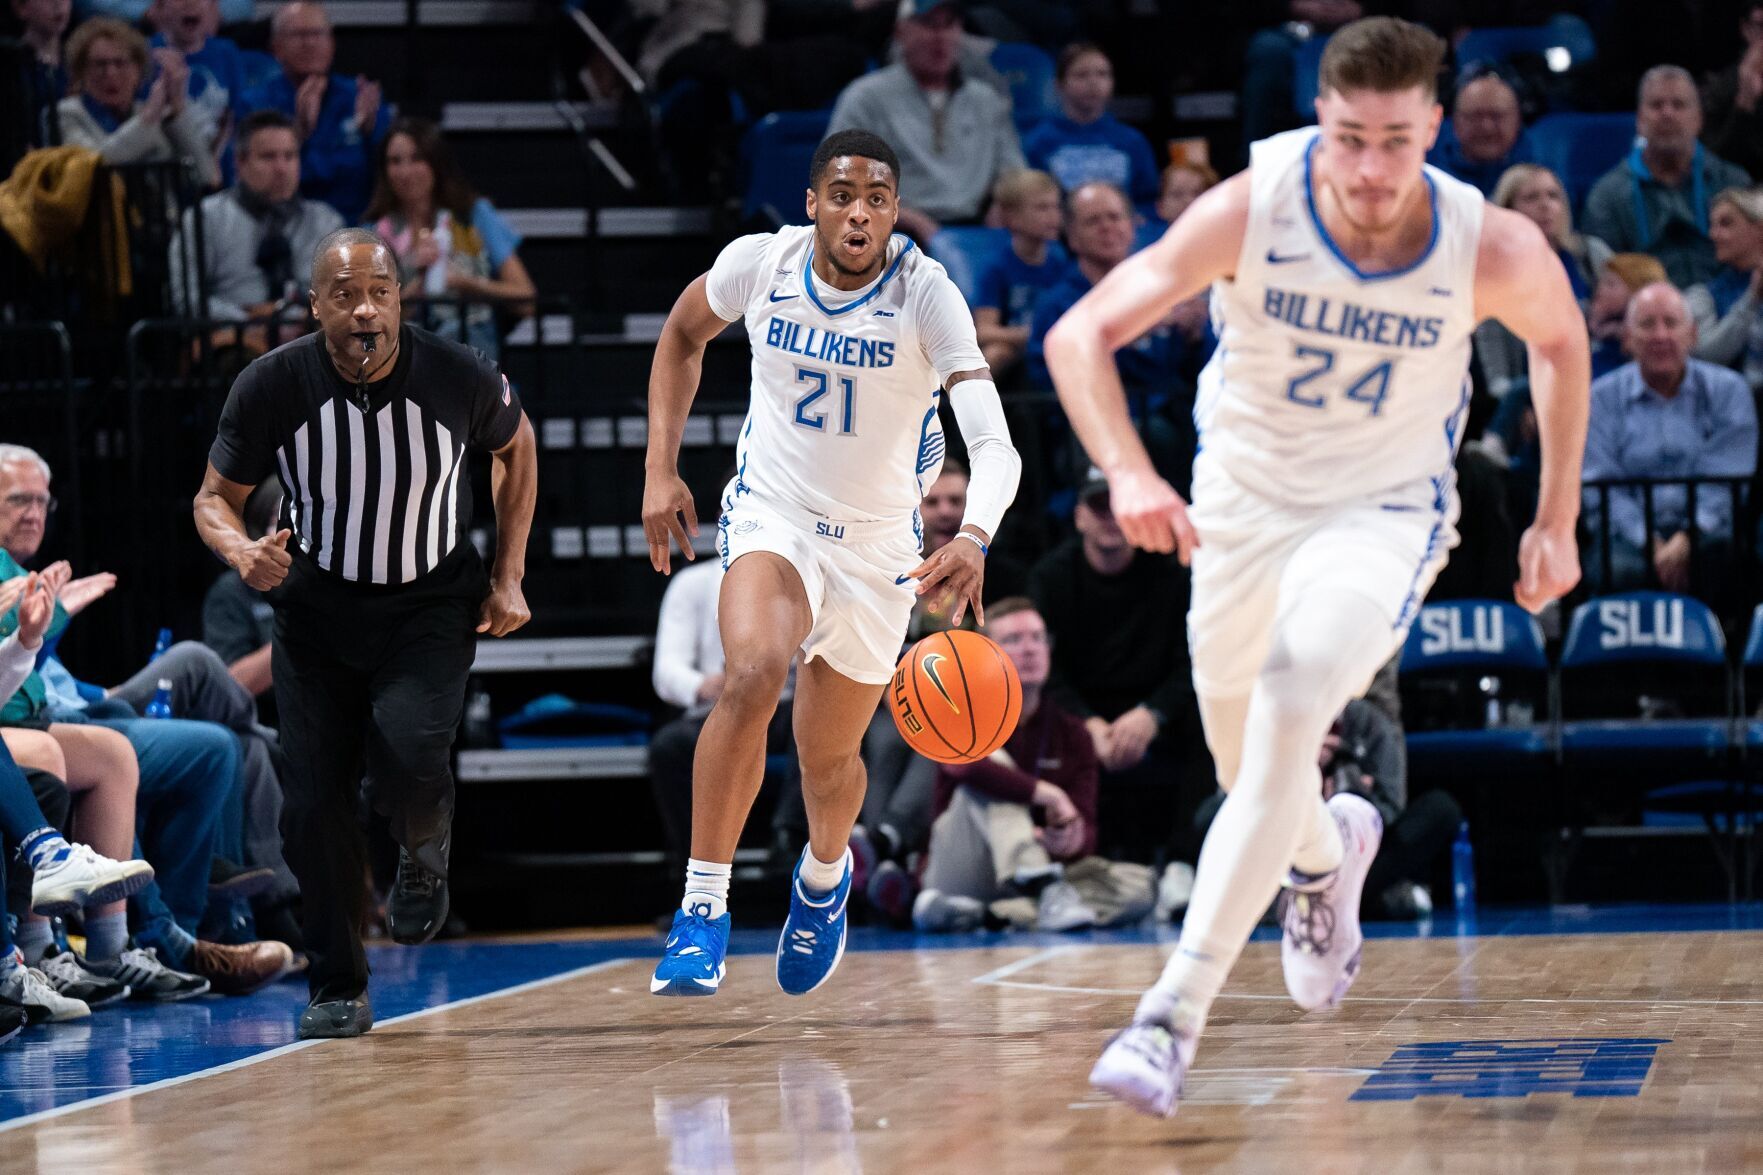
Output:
[990,42,1059,131]
[740,111,832,228]
[1528,112,1636,212]
[927,226,1010,307]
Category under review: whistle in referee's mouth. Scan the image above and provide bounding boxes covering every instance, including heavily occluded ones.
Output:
[356,333,377,353]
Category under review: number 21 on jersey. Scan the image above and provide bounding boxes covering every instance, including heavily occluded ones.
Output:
[1284,344,1393,416]
[793,365,857,435]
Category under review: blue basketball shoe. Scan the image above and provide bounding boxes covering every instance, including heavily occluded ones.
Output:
[651,903,731,997]
[775,852,852,996]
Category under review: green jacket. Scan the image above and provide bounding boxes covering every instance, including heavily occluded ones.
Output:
[0,550,69,722]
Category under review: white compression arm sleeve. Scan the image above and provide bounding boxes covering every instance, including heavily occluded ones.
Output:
[948,377,1021,542]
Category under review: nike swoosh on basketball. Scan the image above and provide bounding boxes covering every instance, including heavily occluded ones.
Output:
[1266,249,1309,264]
[769,290,798,302]
[921,653,960,712]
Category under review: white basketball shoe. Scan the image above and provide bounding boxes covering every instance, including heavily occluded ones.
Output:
[1279,792,1383,1012]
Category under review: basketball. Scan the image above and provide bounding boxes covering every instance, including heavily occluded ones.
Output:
[889,628,1022,764]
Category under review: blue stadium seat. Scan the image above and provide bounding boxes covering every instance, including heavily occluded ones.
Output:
[1398,599,1554,780]
[1456,18,1597,74]
[1527,112,1636,213]
[1555,591,1738,898]
[990,42,1059,131]
[740,110,832,228]
[1293,34,1328,121]
[927,226,1009,307]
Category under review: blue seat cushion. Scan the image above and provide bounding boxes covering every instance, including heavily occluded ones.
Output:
[1560,718,1728,756]
[1407,728,1551,759]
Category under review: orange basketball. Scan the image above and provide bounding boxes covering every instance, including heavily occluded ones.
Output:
[889,628,1022,765]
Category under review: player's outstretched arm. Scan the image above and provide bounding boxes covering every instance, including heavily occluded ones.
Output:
[1042,173,1248,560]
[644,274,736,574]
[1475,205,1592,613]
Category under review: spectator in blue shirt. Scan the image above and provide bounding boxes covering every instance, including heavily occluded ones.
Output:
[1425,63,1534,197]
[364,116,536,361]
[972,169,1066,379]
[148,0,250,177]
[1022,43,1158,208]
[1027,181,1191,399]
[241,0,389,223]
[1582,282,1758,596]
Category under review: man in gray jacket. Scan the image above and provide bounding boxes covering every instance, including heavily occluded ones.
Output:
[1581,66,1751,289]
[170,109,343,323]
[826,0,1023,243]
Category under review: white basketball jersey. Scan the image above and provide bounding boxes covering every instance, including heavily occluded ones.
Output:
[1196,127,1485,510]
[704,226,984,537]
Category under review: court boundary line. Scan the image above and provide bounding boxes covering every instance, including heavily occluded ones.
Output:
[971,945,1763,1005]
[0,955,636,1136]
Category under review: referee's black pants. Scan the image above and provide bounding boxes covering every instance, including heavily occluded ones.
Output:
[272,546,487,1002]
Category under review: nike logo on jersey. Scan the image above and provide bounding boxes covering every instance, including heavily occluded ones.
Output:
[894,574,914,585]
[921,653,960,713]
[769,290,799,302]
[1428,287,1453,297]
[1267,249,1310,264]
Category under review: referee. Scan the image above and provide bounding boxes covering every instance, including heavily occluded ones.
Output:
[193,227,536,1039]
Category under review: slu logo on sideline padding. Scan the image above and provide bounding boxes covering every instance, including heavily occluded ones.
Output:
[1351,1038,1669,1101]
[921,654,959,713]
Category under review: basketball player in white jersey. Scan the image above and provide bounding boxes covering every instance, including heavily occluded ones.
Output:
[1052,19,1588,1116]
[642,129,1021,997]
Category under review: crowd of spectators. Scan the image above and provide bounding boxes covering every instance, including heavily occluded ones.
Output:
[7,0,1763,1048]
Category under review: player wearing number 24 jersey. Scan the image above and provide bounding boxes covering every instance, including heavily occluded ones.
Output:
[1047,18,1589,1119]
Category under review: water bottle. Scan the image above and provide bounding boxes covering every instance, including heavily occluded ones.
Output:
[149,627,173,663]
[1451,822,1477,912]
[463,683,493,747]
[144,678,174,720]
[1478,675,1502,728]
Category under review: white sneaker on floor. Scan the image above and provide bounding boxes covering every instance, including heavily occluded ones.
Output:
[0,957,91,1023]
[1155,861,1195,922]
[1035,880,1098,932]
[1279,792,1383,1012]
[911,888,984,933]
[1089,994,1202,1118]
[30,844,155,918]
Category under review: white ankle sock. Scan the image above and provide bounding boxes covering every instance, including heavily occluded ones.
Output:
[798,848,849,895]
[14,919,53,966]
[682,858,732,920]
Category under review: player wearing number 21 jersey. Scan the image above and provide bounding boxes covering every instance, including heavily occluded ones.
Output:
[642,130,1020,1003]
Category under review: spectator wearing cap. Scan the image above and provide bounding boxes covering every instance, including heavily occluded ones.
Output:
[1425,63,1534,197]
[1022,43,1159,208]
[825,0,1025,243]
[1581,65,1752,289]
[1582,282,1757,597]
[1026,470,1209,862]
[56,16,220,187]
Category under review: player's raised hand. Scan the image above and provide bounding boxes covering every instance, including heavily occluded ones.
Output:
[1514,522,1580,614]
[903,531,988,627]
[641,469,698,575]
[236,529,293,590]
[1107,465,1198,563]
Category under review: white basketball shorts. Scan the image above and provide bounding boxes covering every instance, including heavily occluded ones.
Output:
[1185,458,1461,699]
[717,493,921,686]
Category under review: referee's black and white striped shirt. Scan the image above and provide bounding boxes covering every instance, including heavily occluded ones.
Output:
[209,324,524,585]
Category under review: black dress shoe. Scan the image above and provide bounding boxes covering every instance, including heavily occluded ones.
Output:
[0,1004,27,1045]
[387,849,449,946]
[297,996,373,1039]
[209,856,278,899]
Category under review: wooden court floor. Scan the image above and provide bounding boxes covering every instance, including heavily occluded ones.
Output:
[3,929,1761,1174]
